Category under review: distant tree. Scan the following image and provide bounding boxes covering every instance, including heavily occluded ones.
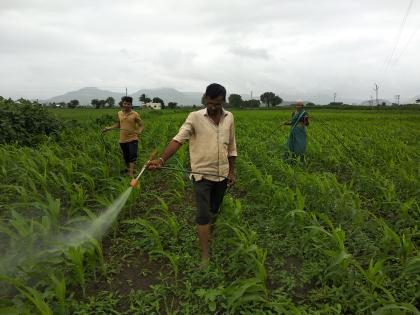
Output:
[139,94,151,104]
[105,97,115,108]
[272,95,283,107]
[58,102,66,108]
[152,97,165,109]
[98,100,106,108]
[260,92,280,107]
[228,94,243,108]
[416,99,420,103]
[67,99,79,109]
[242,99,261,108]
[306,102,316,107]
[91,99,99,108]
[168,102,178,109]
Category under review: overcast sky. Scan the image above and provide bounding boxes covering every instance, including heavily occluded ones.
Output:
[1,0,419,101]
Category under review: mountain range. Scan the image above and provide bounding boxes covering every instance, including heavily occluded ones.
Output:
[41,87,419,106]
[42,87,206,106]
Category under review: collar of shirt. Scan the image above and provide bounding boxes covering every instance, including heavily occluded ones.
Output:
[121,111,135,118]
[203,108,228,125]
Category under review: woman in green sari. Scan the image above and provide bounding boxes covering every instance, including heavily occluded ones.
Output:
[283,100,309,166]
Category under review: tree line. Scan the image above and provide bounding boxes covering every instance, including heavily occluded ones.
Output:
[12,92,419,109]
[227,92,283,108]
[50,91,284,109]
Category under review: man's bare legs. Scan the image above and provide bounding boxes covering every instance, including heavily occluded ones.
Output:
[197,224,211,268]
[127,162,135,176]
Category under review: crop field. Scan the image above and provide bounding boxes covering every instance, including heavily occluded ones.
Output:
[1,106,419,314]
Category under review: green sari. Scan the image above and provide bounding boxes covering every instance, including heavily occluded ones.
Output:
[283,110,307,165]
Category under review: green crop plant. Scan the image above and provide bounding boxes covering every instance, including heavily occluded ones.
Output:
[0,275,53,315]
[223,277,268,314]
[219,195,243,224]
[1,107,420,313]
[350,259,407,313]
[285,187,306,226]
[151,213,179,240]
[49,271,67,315]
[378,219,416,262]
[372,303,419,315]
[66,246,86,297]
[195,286,224,313]
[306,212,351,283]
[124,218,163,251]
[150,249,180,283]
[79,236,107,278]
[403,255,420,277]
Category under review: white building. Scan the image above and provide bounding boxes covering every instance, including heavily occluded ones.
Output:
[141,102,162,110]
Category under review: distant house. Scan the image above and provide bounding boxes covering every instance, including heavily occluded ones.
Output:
[141,102,162,110]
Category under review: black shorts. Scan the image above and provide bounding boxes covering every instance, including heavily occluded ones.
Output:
[193,178,228,225]
[119,140,138,163]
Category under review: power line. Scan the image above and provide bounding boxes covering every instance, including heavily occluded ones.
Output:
[392,20,420,66]
[384,0,415,71]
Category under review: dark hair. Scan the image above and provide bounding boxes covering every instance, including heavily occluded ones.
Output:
[205,83,226,100]
[121,96,133,104]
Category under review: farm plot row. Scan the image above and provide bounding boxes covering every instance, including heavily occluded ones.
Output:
[0,109,419,314]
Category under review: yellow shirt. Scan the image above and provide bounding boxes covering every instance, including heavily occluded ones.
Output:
[173,108,237,182]
[118,110,141,143]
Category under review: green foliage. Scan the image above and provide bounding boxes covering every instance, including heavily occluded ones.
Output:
[67,100,79,109]
[167,101,178,109]
[260,92,283,107]
[0,99,62,145]
[1,108,419,314]
[139,93,151,103]
[228,93,243,108]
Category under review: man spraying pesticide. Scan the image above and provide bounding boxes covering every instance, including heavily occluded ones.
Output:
[145,83,237,268]
[102,96,145,177]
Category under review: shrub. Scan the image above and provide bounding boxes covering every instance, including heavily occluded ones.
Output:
[0,99,63,146]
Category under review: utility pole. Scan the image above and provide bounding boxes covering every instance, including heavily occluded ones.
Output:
[333,92,337,103]
[395,94,400,105]
[125,87,128,96]
[250,91,253,100]
[373,83,379,105]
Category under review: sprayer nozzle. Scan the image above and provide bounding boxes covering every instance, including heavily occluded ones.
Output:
[130,179,138,188]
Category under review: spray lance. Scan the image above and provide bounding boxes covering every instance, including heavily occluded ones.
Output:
[129,150,228,188]
[130,150,158,188]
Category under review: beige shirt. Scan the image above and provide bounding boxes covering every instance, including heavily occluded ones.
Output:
[117,111,141,143]
[173,108,237,182]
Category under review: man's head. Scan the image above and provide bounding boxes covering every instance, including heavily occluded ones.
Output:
[121,96,133,111]
[204,83,226,115]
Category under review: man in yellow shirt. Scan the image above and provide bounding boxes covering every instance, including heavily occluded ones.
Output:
[147,83,237,268]
[102,96,144,176]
